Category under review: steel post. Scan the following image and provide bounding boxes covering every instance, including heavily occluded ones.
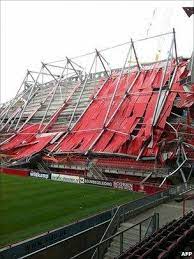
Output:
[173,28,179,65]
[139,222,142,242]
[95,49,109,77]
[120,232,123,254]
[131,38,141,71]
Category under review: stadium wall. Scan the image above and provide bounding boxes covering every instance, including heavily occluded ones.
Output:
[0,167,30,177]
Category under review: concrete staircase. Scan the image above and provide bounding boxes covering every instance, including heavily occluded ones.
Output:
[104,222,146,259]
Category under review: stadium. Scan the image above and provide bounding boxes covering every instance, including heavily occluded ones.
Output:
[0,4,194,259]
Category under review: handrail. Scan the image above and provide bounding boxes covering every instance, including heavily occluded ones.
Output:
[143,215,154,238]
[91,205,121,258]
[71,213,159,259]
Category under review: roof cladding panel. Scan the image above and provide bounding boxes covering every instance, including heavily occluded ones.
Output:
[0,124,41,152]
[58,71,139,152]
[57,60,190,157]
[13,133,56,160]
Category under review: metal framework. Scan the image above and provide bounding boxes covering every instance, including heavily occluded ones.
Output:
[0,29,193,187]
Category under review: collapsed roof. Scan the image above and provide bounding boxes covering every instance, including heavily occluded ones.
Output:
[0,30,193,186]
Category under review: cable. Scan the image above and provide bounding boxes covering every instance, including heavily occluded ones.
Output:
[47,31,173,65]
[146,8,157,37]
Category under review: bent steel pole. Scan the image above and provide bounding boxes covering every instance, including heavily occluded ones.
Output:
[159,159,187,187]
[166,121,178,138]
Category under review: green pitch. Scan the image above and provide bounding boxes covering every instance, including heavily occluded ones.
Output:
[0,173,143,247]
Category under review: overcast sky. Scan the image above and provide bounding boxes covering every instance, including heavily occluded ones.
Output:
[1,0,193,103]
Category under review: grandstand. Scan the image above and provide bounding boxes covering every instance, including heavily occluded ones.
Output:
[0,11,194,257]
[0,27,193,191]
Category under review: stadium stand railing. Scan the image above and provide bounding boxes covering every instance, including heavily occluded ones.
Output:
[117,210,194,259]
[70,213,159,259]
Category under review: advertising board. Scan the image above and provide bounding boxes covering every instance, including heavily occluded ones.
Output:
[30,171,50,179]
[113,181,133,191]
[51,173,81,184]
[84,178,113,187]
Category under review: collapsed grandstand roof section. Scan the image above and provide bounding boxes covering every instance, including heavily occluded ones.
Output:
[56,59,191,157]
[0,29,193,186]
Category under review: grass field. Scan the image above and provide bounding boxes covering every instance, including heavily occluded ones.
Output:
[0,173,143,247]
